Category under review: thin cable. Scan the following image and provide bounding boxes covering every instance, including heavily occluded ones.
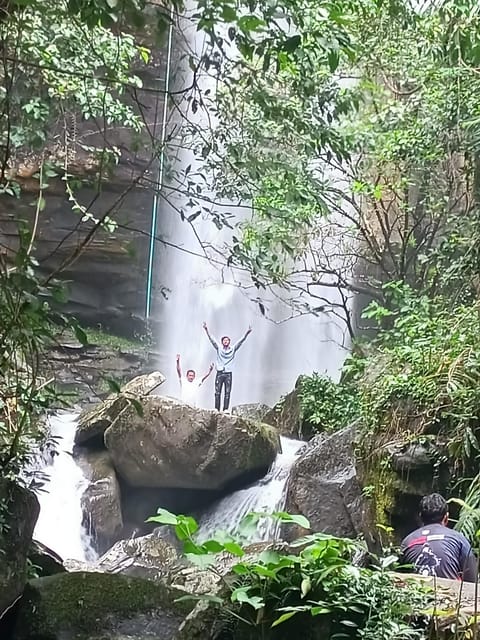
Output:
[145,6,175,319]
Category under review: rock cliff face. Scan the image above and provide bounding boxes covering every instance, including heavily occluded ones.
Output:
[0,43,170,338]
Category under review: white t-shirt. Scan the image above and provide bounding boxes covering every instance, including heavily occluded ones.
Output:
[179,378,200,407]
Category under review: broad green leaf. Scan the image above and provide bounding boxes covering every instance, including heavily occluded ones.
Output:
[223,541,244,557]
[145,508,179,526]
[271,611,298,627]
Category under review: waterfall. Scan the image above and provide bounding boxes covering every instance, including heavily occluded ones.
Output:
[33,412,94,562]
[154,6,348,410]
[197,436,303,541]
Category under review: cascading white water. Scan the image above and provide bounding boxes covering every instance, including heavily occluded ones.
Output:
[33,412,95,562]
[197,436,303,541]
[155,7,349,409]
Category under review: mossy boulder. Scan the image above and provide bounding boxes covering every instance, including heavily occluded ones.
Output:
[104,396,280,490]
[75,371,166,445]
[355,429,450,541]
[0,481,39,617]
[11,571,193,640]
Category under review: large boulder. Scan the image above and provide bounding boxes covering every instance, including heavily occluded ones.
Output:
[283,426,373,545]
[104,396,280,490]
[76,449,124,554]
[95,531,178,580]
[75,371,166,445]
[11,571,192,640]
[0,481,40,617]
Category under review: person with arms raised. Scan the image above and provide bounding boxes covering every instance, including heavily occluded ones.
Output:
[176,354,213,408]
[202,322,252,411]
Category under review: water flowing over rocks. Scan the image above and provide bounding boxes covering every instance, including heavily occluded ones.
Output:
[0,482,39,618]
[103,395,280,490]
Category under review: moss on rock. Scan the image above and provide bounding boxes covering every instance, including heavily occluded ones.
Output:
[12,571,192,640]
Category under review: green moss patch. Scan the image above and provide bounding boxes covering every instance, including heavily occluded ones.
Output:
[13,571,191,640]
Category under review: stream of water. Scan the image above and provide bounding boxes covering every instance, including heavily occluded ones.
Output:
[33,412,94,562]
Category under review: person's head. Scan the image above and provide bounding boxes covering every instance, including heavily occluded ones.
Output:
[419,493,448,526]
[221,336,231,348]
[186,369,196,382]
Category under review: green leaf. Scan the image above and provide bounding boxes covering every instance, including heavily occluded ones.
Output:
[202,539,225,553]
[73,325,88,345]
[271,611,299,627]
[145,508,179,526]
[231,587,264,610]
[238,15,264,32]
[175,516,199,540]
[185,553,216,569]
[271,512,311,529]
[223,541,244,557]
[222,5,236,22]
[128,398,144,417]
[106,378,121,393]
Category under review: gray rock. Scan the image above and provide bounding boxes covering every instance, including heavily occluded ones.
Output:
[232,403,271,422]
[95,532,178,580]
[263,378,310,439]
[75,371,166,445]
[77,449,124,554]
[0,481,39,617]
[284,425,371,543]
[104,395,280,490]
[29,541,65,577]
[10,571,193,640]
[388,442,433,472]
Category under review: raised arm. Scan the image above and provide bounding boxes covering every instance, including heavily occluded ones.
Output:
[203,321,218,350]
[176,354,182,380]
[234,325,252,353]
[200,363,215,385]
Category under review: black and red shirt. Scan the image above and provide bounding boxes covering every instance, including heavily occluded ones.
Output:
[400,523,477,582]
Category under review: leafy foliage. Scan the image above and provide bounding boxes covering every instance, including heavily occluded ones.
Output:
[299,373,360,434]
[149,508,431,639]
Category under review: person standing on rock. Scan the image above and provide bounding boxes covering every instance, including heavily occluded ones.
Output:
[202,321,252,411]
[399,493,477,582]
[176,354,213,407]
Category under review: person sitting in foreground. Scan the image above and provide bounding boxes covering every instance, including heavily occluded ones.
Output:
[399,493,477,582]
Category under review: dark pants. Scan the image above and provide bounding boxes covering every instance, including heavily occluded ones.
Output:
[215,371,232,410]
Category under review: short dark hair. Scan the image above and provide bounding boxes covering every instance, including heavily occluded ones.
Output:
[419,493,448,525]
[186,369,195,376]
[221,336,230,342]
